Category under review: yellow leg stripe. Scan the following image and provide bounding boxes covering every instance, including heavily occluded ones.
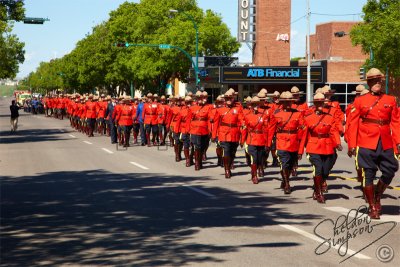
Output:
[306,154,316,176]
[277,154,283,171]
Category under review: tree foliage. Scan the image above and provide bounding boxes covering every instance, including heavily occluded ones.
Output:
[0,0,26,79]
[27,0,240,95]
[350,0,400,77]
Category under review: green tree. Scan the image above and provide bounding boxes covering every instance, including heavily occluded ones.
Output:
[350,0,400,77]
[0,0,25,79]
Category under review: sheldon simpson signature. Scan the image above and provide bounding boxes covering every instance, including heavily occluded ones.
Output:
[313,205,397,263]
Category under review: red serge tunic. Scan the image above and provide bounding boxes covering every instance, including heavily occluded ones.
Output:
[274,109,305,153]
[241,109,276,147]
[212,106,244,142]
[300,112,340,155]
[188,104,213,135]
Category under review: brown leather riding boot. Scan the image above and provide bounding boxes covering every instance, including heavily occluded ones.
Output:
[282,169,291,194]
[216,147,223,167]
[258,165,264,178]
[174,144,181,162]
[194,149,201,171]
[322,179,328,193]
[375,180,389,215]
[146,133,151,147]
[364,185,380,219]
[313,175,325,203]
[223,156,232,178]
[184,148,191,167]
[280,170,285,189]
[251,164,258,184]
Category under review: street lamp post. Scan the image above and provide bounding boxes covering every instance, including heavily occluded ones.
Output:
[169,9,200,87]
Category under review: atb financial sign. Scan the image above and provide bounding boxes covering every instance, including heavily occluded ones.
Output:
[222,67,325,84]
[238,0,255,42]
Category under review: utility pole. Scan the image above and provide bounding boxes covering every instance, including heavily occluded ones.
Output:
[306,0,312,105]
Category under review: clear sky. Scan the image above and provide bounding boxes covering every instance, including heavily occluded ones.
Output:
[12,0,367,79]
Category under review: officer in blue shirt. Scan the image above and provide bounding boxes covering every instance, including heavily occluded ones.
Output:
[105,96,117,144]
[135,97,146,146]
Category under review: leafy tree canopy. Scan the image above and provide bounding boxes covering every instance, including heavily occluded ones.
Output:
[27,0,240,95]
[350,0,400,77]
[0,0,25,79]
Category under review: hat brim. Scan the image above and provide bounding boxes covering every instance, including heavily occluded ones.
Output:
[365,74,384,81]
[291,91,306,95]
[279,98,296,101]
[313,99,326,102]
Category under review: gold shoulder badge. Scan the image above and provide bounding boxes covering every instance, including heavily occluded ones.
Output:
[351,107,356,113]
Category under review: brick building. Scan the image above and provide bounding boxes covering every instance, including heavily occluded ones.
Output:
[253,0,291,66]
[299,21,370,109]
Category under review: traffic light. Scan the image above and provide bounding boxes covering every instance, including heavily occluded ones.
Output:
[196,72,201,84]
[359,67,365,80]
[115,42,129,47]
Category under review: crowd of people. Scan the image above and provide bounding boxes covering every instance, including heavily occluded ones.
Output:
[37,68,399,220]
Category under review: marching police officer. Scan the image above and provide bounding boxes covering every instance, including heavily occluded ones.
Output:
[274,92,305,194]
[301,92,342,203]
[348,68,400,219]
[212,90,244,178]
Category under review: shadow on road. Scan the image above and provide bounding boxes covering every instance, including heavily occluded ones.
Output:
[0,128,67,144]
[0,170,318,266]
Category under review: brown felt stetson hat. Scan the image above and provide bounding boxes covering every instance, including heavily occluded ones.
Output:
[351,84,366,95]
[279,91,296,101]
[251,96,261,104]
[291,86,306,95]
[313,92,326,102]
[360,89,370,96]
[365,68,384,80]
[223,91,234,98]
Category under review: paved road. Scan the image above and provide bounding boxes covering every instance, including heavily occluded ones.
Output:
[1,96,399,266]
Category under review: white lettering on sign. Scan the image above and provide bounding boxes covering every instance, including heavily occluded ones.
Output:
[276,33,290,42]
[238,0,254,42]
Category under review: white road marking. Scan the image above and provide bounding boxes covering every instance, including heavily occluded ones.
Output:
[182,185,216,198]
[69,134,76,138]
[102,148,114,154]
[324,206,400,223]
[129,161,149,170]
[83,141,92,145]
[279,224,371,260]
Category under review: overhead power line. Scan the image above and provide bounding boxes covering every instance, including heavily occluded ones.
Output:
[311,12,362,16]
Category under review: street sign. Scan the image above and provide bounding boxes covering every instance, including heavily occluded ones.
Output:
[159,44,171,49]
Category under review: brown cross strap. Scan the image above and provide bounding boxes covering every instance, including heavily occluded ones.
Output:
[277,129,298,134]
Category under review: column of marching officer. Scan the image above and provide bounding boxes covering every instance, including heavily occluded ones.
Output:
[41,68,399,220]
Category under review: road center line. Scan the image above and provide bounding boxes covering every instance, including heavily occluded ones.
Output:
[182,185,216,198]
[69,134,76,138]
[83,141,92,145]
[324,206,400,223]
[129,161,149,170]
[102,148,114,154]
[279,224,371,260]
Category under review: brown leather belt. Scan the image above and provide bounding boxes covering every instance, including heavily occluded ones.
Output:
[220,122,238,127]
[250,130,263,134]
[310,133,330,138]
[362,117,390,126]
[277,129,297,134]
[146,113,156,115]
[192,117,208,121]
